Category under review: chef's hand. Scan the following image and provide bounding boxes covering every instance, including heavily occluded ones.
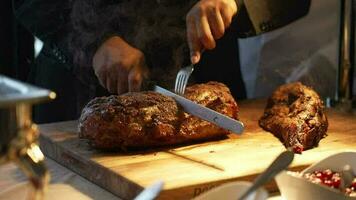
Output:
[186,0,238,64]
[93,36,148,94]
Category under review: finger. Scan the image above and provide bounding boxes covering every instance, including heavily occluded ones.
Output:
[128,68,143,92]
[95,70,107,89]
[117,67,129,95]
[186,15,202,64]
[106,76,116,94]
[117,78,128,95]
[219,6,234,28]
[196,14,216,50]
[191,51,201,65]
[207,7,225,39]
[93,52,109,90]
[106,68,118,94]
[96,74,106,89]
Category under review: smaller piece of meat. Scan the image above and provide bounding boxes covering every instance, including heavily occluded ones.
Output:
[259,82,328,153]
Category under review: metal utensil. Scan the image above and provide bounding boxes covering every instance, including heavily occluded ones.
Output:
[154,85,244,134]
[133,181,164,200]
[0,74,56,200]
[238,151,295,200]
[341,164,355,189]
[174,49,205,95]
[174,64,194,95]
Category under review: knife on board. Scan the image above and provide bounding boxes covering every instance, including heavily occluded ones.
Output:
[154,85,244,134]
[133,180,164,200]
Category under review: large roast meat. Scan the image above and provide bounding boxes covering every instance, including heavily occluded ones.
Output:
[79,82,239,150]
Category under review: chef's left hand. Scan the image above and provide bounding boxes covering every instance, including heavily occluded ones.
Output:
[186,0,238,64]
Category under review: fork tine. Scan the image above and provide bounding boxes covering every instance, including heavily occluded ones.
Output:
[178,78,185,95]
[175,74,182,92]
[174,75,180,93]
[177,73,184,94]
[175,64,195,94]
[177,75,184,95]
[180,75,189,94]
[176,75,184,94]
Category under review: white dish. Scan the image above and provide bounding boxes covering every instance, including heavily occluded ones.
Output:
[192,181,268,200]
[275,151,356,200]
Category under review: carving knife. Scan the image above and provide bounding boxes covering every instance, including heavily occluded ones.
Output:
[154,85,244,134]
[133,180,164,200]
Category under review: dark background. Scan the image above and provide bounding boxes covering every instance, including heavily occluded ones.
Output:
[0,0,33,81]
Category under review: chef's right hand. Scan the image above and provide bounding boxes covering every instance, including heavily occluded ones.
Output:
[93,36,148,94]
[186,0,238,64]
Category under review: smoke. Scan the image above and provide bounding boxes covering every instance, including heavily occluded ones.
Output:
[70,0,198,90]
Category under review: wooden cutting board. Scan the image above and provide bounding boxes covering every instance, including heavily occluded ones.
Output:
[38,99,356,200]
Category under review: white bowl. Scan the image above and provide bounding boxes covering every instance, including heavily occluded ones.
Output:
[275,152,356,200]
[192,181,268,200]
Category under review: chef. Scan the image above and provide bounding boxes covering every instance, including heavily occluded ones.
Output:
[14,0,311,123]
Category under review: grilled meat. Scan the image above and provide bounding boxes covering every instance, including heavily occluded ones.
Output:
[259,82,328,153]
[79,82,239,150]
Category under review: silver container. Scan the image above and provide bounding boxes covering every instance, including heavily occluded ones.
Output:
[0,74,56,199]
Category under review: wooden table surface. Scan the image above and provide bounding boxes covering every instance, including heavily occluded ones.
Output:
[38,99,356,200]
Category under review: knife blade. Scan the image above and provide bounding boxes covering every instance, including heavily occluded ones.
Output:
[154,85,244,134]
[133,180,164,200]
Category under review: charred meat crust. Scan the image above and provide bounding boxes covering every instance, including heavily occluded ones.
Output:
[259,82,328,153]
[79,81,239,150]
